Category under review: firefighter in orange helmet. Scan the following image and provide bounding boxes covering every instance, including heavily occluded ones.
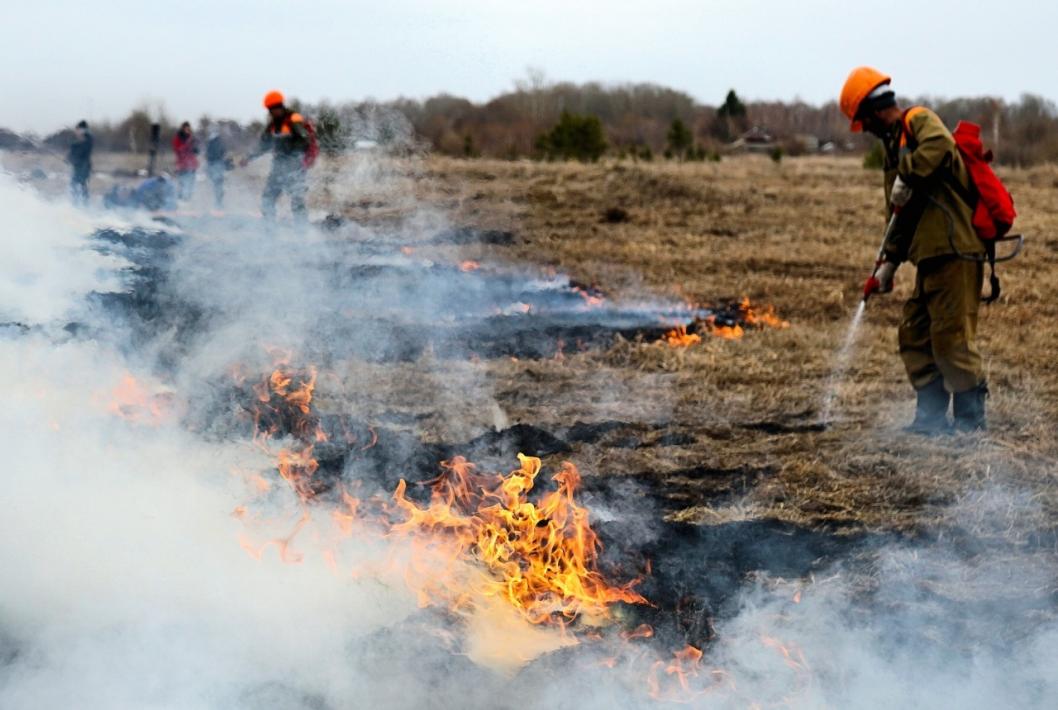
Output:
[242,90,312,223]
[841,67,988,433]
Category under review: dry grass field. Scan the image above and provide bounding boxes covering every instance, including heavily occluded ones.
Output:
[324,154,1058,547]
[4,149,1057,697]
[8,149,1056,543]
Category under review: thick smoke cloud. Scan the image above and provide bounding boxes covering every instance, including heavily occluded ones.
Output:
[0,339,416,708]
[0,173,132,324]
[2,157,1057,709]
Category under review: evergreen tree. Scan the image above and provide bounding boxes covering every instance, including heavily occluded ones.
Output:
[535,111,607,162]
[315,105,346,157]
[666,118,693,160]
[713,89,749,142]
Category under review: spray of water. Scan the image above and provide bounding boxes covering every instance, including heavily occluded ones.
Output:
[820,299,867,424]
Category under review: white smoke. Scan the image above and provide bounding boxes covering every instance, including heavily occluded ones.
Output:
[704,538,1058,709]
[2,157,1057,710]
[0,175,435,708]
[0,151,535,709]
[0,172,131,324]
[0,337,418,708]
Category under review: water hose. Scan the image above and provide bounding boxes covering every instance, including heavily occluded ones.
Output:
[927,194,1024,303]
[927,193,1024,263]
[862,213,900,302]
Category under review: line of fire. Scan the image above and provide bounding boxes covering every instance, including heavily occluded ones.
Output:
[86,219,808,703]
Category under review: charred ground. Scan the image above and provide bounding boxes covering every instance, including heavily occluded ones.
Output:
[309,155,1058,640]
[30,154,1058,689]
[324,155,1058,541]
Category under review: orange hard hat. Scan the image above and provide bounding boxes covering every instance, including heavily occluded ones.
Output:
[263,90,285,109]
[840,67,891,132]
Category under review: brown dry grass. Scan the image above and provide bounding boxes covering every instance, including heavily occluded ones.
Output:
[12,148,1056,542]
[330,155,1058,543]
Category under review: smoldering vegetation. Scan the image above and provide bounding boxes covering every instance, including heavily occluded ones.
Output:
[1,156,1057,710]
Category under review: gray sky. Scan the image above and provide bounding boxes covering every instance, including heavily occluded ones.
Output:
[3,0,1056,133]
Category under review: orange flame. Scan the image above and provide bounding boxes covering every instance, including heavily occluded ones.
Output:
[647,645,732,703]
[739,296,789,330]
[389,454,647,626]
[238,512,311,564]
[106,373,175,425]
[659,299,788,347]
[697,298,789,341]
[229,357,825,691]
[460,260,481,272]
[276,444,320,500]
[238,363,649,641]
[702,316,745,340]
[661,325,702,348]
[621,623,655,641]
[332,487,361,536]
[261,366,317,415]
[760,634,810,673]
[572,285,605,307]
[248,365,323,501]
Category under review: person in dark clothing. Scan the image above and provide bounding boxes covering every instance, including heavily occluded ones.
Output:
[67,120,93,206]
[172,122,200,201]
[205,127,229,210]
[242,90,311,224]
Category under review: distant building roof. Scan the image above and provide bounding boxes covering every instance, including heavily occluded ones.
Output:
[740,126,775,144]
[727,125,777,153]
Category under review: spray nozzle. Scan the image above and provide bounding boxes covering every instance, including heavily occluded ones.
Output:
[862,275,880,302]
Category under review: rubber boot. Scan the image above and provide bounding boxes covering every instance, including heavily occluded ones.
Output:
[953,382,988,432]
[907,378,951,435]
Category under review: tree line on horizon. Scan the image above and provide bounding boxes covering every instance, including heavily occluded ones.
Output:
[13,80,1058,167]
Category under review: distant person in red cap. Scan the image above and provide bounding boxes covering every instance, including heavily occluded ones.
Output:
[242,90,316,224]
[172,122,200,201]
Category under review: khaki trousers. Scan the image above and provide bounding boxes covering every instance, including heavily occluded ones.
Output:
[898,256,985,393]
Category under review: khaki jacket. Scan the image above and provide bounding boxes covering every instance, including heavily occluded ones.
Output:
[883,107,982,265]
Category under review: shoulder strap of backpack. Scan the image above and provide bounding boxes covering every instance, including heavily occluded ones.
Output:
[900,106,928,150]
[906,107,979,209]
[940,152,979,208]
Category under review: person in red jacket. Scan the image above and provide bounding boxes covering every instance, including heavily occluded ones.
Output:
[172,122,200,202]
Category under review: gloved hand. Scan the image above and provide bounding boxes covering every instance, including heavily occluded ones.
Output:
[863,260,897,300]
[890,176,912,209]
